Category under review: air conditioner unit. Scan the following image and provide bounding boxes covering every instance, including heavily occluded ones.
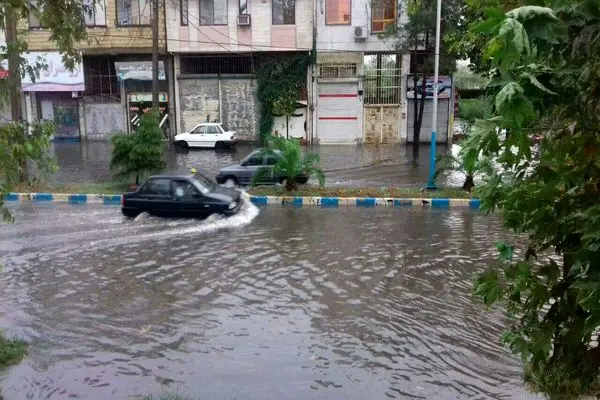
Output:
[237,14,251,26]
[354,26,367,41]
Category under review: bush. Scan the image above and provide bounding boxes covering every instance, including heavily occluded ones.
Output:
[110,110,166,184]
[252,136,324,191]
[457,97,493,123]
[0,334,27,369]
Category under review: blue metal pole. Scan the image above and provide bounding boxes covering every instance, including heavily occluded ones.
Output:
[426,0,442,190]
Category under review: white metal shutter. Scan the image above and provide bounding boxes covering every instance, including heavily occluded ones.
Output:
[317,82,360,144]
[406,99,449,143]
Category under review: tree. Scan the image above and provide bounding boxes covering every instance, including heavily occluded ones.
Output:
[110,110,166,185]
[379,0,462,162]
[465,1,600,397]
[252,136,324,191]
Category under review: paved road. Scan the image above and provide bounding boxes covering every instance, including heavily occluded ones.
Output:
[50,141,458,188]
[0,203,538,399]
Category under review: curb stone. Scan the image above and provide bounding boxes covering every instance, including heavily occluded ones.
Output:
[6,193,481,209]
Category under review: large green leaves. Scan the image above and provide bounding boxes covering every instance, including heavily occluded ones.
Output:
[467,0,600,397]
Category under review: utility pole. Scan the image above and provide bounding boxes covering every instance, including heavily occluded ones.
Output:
[151,0,160,110]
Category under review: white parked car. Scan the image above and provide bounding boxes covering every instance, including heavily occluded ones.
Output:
[174,123,237,149]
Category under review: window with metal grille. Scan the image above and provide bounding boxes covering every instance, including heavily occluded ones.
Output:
[363,53,402,105]
[371,0,396,33]
[83,56,120,100]
[180,55,255,75]
[319,64,357,79]
[84,0,107,26]
[116,0,152,26]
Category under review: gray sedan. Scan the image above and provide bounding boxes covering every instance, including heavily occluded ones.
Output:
[215,150,308,187]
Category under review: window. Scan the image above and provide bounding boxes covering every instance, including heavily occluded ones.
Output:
[244,153,263,166]
[28,0,42,28]
[180,0,188,25]
[116,0,152,26]
[180,55,255,75]
[190,125,206,134]
[371,0,395,33]
[172,180,198,197]
[200,0,227,25]
[326,0,350,25]
[239,0,248,15]
[140,179,171,195]
[272,0,295,25]
[319,64,357,79]
[205,125,220,134]
[191,175,214,195]
[84,0,107,26]
[364,53,401,105]
[265,155,278,166]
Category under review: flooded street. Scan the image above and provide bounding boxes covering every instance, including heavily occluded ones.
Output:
[0,204,535,399]
[51,141,452,188]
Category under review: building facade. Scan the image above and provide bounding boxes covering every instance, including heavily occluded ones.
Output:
[165,0,313,141]
[22,0,172,140]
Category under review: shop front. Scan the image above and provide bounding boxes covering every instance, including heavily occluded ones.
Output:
[22,52,85,141]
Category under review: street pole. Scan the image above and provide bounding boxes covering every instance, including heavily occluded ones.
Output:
[151,0,160,110]
[426,0,442,190]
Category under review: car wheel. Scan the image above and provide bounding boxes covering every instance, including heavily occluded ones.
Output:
[215,141,225,149]
[224,177,238,188]
[122,208,140,218]
[176,140,189,149]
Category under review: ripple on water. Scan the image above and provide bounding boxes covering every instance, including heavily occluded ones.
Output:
[0,206,538,400]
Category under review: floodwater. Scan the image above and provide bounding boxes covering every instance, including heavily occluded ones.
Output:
[0,204,537,400]
[51,141,453,188]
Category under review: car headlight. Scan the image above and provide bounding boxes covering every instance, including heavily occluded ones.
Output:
[228,201,238,210]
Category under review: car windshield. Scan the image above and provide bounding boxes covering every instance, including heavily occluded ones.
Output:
[192,173,216,194]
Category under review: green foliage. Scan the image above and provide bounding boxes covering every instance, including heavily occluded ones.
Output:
[0,121,56,223]
[458,97,493,124]
[465,1,600,397]
[0,334,27,369]
[252,136,325,191]
[110,110,166,184]
[255,54,311,143]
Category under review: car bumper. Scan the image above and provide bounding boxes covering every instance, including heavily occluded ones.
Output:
[223,199,242,216]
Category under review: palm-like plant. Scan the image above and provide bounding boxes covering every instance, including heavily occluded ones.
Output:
[252,136,325,191]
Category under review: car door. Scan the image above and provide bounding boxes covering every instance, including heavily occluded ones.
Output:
[171,179,210,218]
[238,152,264,185]
[263,154,280,184]
[204,125,219,148]
[135,178,173,216]
[189,125,207,147]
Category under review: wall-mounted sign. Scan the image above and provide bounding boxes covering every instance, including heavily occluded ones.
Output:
[21,52,84,92]
[128,92,168,102]
[406,75,452,99]
[115,61,166,81]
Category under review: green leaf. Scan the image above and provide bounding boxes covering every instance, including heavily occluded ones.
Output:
[473,268,504,306]
[496,241,515,262]
[523,72,557,95]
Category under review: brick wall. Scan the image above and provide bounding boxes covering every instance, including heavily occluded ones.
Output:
[21,0,166,52]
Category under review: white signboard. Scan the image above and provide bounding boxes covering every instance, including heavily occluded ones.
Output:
[21,52,84,92]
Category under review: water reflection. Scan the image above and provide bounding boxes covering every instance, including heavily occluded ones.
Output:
[0,205,536,399]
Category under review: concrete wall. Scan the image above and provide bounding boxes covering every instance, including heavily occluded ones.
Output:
[316,0,408,52]
[84,102,126,140]
[166,0,313,52]
[406,99,450,143]
[178,78,258,140]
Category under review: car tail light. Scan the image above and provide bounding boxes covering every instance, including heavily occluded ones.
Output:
[121,196,125,206]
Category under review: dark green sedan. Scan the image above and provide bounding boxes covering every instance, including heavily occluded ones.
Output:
[121,173,242,218]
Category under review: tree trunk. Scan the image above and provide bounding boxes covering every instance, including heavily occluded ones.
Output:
[285,179,297,192]
[6,11,28,183]
[462,175,475,192]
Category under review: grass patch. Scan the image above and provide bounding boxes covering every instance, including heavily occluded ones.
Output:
[10,183,473,199]
[247,186,472,199]
[0,334,27,369]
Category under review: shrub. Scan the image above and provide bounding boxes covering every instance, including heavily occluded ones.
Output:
[110,110,166,184]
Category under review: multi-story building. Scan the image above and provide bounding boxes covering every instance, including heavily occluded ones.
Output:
[164,0,314,140]
[22,0,173,140]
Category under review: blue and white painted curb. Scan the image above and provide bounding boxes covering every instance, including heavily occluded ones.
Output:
[5,193,481,208]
